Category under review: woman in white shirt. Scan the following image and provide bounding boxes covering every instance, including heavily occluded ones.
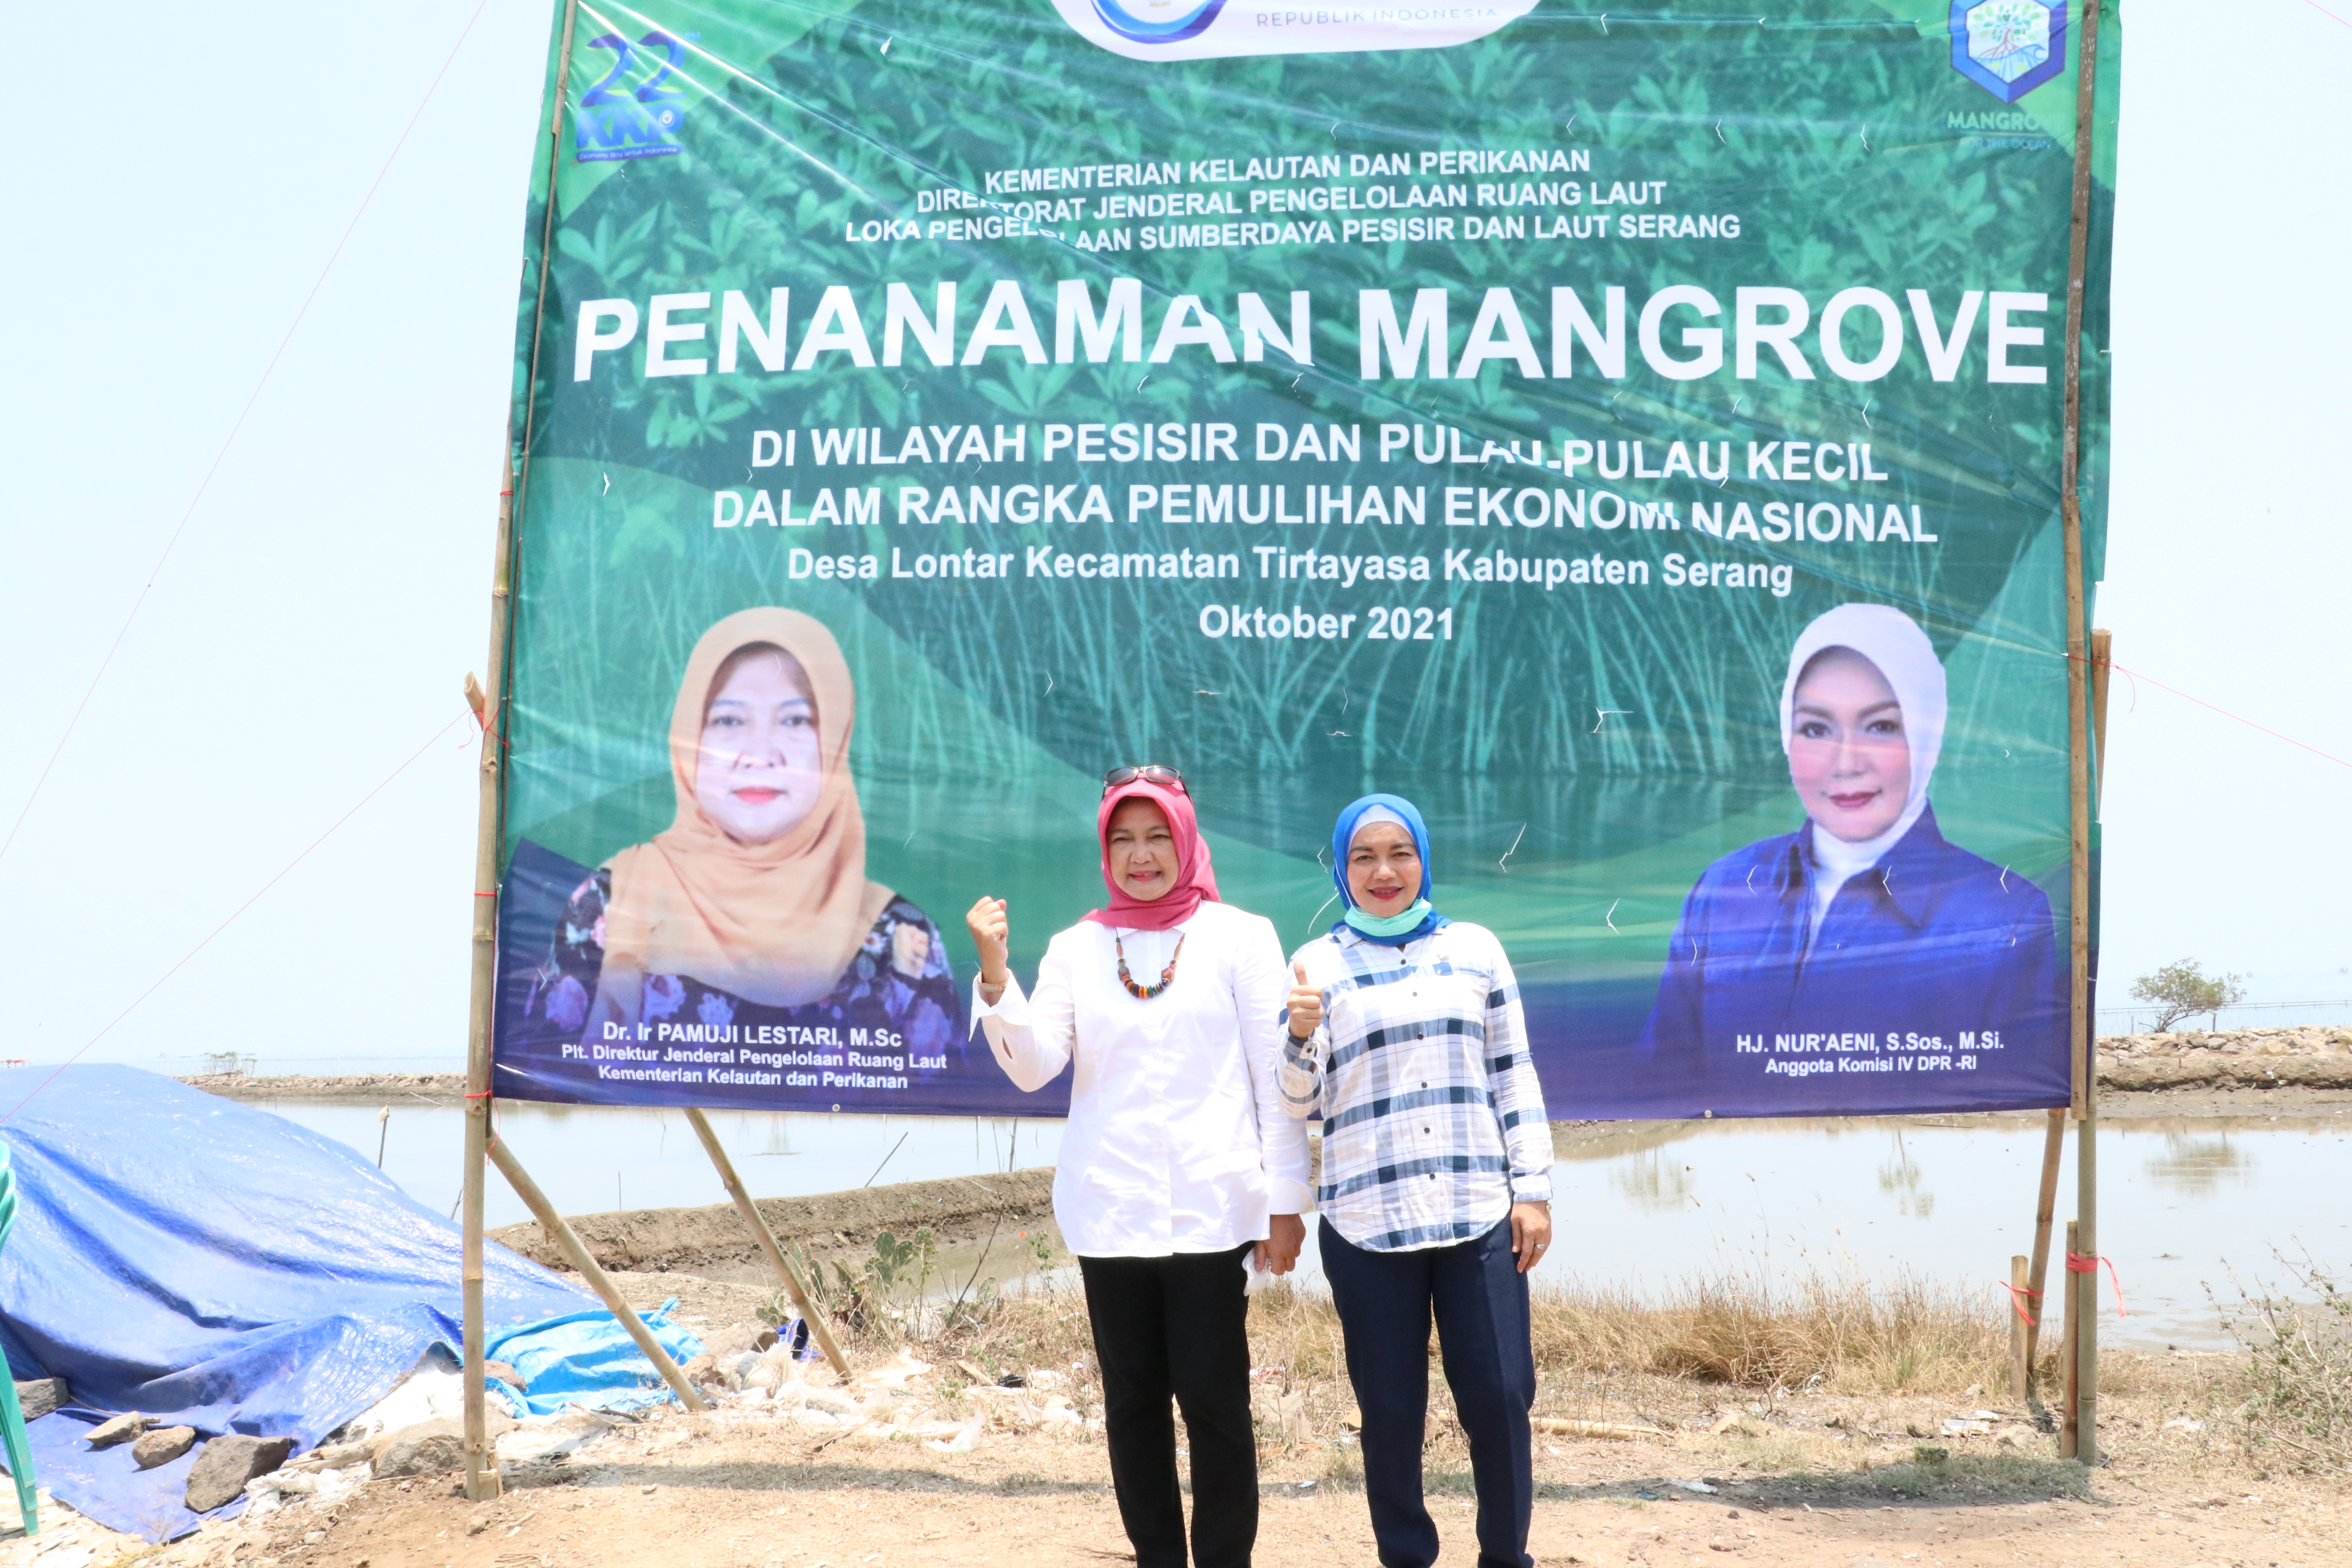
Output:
[966,768,1310,1568]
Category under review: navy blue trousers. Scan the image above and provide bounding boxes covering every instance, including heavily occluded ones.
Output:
[1320,1216,1536,1568]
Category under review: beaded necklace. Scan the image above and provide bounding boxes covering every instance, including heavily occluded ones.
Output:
[1114,932,1185,1000]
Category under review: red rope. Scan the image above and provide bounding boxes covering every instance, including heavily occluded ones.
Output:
[2066,1251,2127,1316]
[1999,1281,2040,1328]
[2073,652,2352,772]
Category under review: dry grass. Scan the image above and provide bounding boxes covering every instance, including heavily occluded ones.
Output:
[929,1267,2013,1399]
[1531,1269,2014,1393]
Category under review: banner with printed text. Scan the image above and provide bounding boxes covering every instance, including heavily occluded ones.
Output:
[490,0,2118,1119]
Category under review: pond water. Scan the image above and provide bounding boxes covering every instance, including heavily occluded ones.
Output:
[273,1098,2350,1350]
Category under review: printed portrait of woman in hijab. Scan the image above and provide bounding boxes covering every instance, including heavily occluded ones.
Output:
[517,608,959,1069]
[1637,603,2061,1103]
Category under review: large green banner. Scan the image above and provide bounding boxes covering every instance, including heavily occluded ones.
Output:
[491,0,2115,1120]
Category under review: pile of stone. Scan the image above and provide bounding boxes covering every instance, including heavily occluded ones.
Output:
[81,1410,297,1511]
[2096,1025,2352,1091]
[12,1370,554,1518]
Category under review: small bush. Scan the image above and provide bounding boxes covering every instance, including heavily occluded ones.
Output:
[2218,1253,2352,1474]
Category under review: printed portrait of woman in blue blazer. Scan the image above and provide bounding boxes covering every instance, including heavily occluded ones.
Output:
[1637,603,2064,1111]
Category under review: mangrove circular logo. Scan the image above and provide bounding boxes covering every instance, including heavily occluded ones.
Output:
[1091,0,1230,44]
[1046,0,1541,61]
[1949,0,2068,104]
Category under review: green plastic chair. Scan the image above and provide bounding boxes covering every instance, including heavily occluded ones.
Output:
[0,1138,36,1536]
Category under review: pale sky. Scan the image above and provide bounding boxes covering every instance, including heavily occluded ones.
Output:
[2,0,2345,1076]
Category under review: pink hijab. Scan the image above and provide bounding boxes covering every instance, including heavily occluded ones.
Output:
[1082,780,1219,931]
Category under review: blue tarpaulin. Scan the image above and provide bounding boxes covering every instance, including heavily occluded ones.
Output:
[0,1065,597,1541]
[486,1300,703,1417]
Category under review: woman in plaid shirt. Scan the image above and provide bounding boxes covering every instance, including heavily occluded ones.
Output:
[1282,793,1554,1568]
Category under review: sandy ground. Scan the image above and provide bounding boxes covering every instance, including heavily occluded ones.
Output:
[11,1383,2343,1568]
[43,1069,2327,1564]
[9,1279,2345,1568]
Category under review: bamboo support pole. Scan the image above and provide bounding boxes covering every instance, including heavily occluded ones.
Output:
[2023,1109,2065,1384]
[682,1107,851,1379]
[460,449,517,1504]
[2075,1091,2100,1465]
[2009,1254,2031,1403]
[2057,0,2105,1469]
[464,0,583,1504]
[490,1139,709,1413]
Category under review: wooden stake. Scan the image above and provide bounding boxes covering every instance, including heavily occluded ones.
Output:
[2009,1254,2031,1404]
[464,0,582,1504]
[2058,1218,2081,1459]
[489,1138,709,1413]
[2023,1108,2064,1386]
[682,1107,851,1379]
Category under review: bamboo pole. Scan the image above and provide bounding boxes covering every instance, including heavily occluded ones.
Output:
[2022,1109,2065,1384]
[464,0,583,1504]
[460,449,517,1504]
[2008,1254,2031,1404]
[682,1108,851,1379]
[2057,0,2105,1470]
[489,1139,710,1413]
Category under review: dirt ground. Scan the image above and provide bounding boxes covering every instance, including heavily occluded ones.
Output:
[10,1281,2346,1568]
[45,1073,2328,1565]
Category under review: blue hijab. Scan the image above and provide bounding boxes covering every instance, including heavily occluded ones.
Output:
[1329,793,1453,947]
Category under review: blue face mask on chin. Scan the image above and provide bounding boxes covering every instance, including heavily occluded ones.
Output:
[1344,897,1434,938]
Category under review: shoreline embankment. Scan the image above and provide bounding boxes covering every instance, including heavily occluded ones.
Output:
[176,1025,2352,1107]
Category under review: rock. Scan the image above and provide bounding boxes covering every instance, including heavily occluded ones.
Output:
[310,1441,376,1470]
[86,1412,154,1448]
[185,1434,297,1512]
[132,1426,198,1469]
[483,1360,527,1390]
[372,1415,515,1479]
[14,1378,68,1421]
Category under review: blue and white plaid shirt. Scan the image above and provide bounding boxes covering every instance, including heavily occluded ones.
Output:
[1281,921,1554,1252]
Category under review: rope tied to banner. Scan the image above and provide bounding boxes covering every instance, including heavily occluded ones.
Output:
[465,1087,499,1151]
[2066,1251,2127,1316]
[1999,1281,2040,1328]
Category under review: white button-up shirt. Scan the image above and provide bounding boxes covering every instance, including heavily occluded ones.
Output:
[973,901,1315,1258]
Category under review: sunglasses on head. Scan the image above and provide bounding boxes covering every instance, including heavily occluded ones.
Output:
[1102,764,1187,797]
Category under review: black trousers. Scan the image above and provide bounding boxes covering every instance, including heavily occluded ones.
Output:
[1077,1245,1258,1568]
[1320,1216,1536,1568]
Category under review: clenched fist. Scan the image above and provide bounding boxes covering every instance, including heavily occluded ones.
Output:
[966,897,1011,991]
[1285,960,1324,1043]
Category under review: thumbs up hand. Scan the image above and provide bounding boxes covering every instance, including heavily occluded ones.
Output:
[1285,960,1325,1044]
